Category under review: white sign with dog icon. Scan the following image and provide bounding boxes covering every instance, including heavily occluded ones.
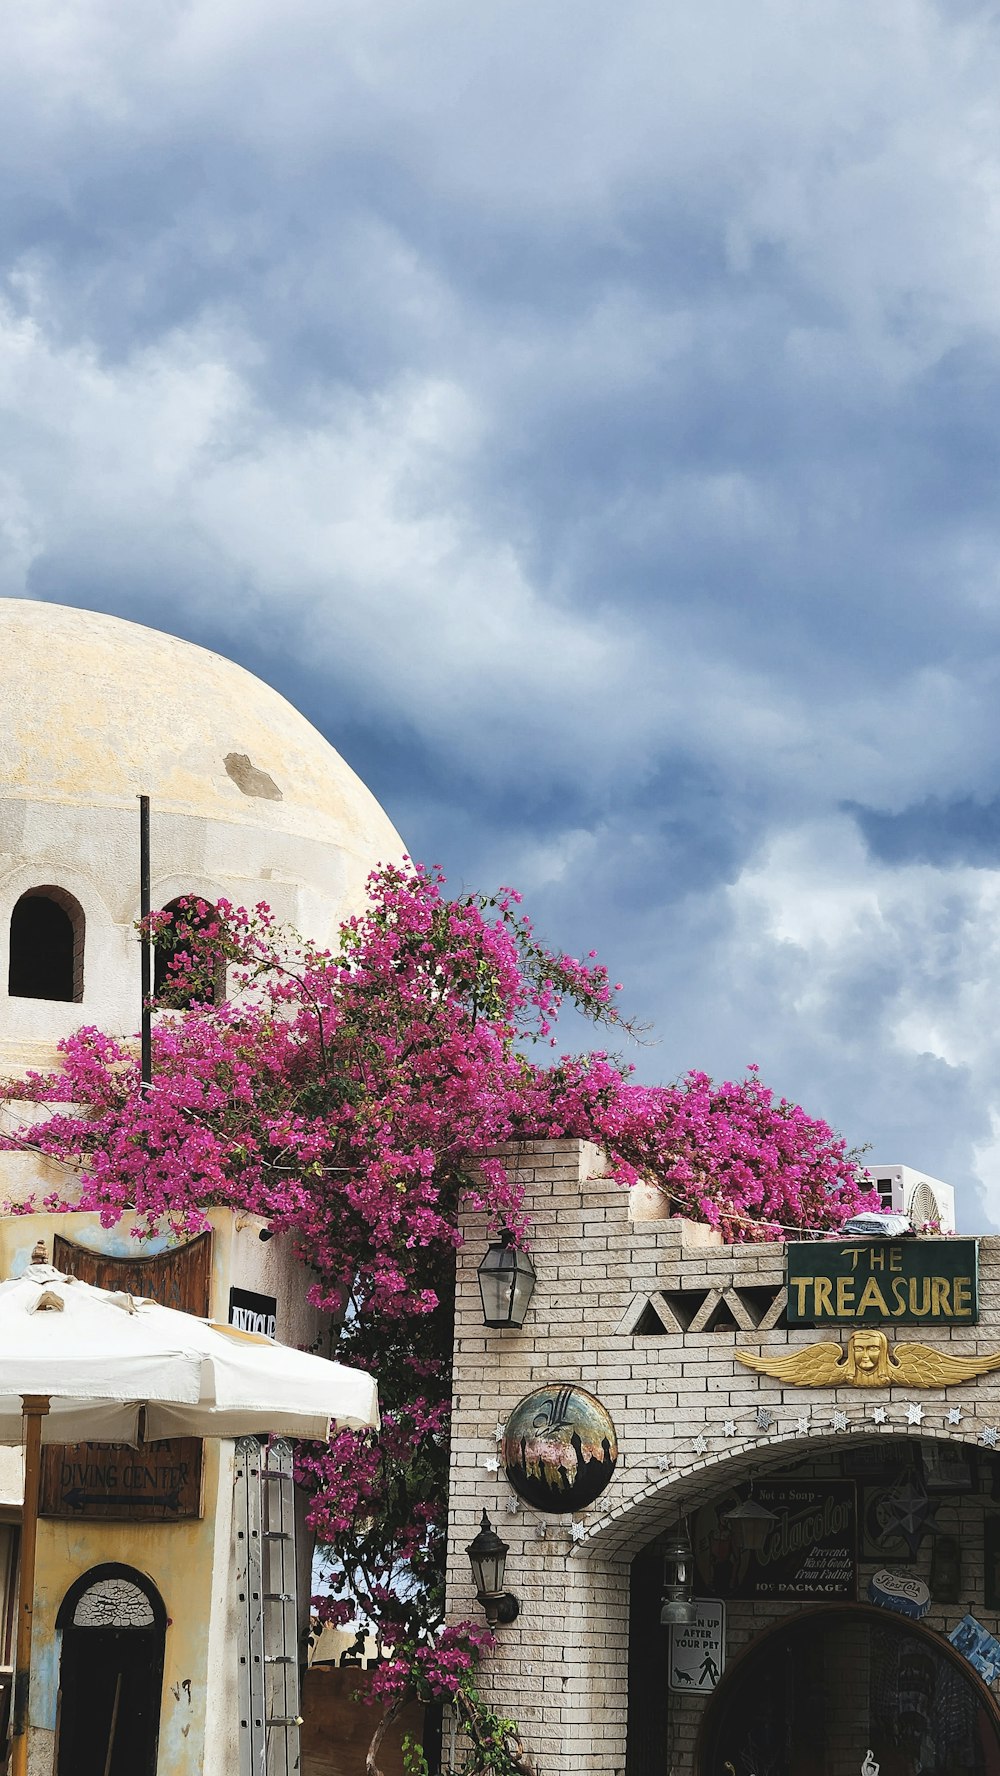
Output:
[669,1601,726,1691]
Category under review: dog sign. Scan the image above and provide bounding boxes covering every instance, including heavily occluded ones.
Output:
[669,1600,725,1692]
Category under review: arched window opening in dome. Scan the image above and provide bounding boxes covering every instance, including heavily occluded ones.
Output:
[153,898,226,1008]
[8,888,85,1003]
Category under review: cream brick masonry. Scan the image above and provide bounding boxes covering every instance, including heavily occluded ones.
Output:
[445,1139,1000,1775]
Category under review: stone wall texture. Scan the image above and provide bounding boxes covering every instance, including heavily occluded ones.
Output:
[445,1139,1000,1775]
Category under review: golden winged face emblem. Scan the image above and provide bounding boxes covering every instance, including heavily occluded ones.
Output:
[735,1328,1000,1389]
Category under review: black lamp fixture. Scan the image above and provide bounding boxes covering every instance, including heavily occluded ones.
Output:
[477,1233,536,1329]
[722,1484,779,1554]
[466,1510,520,1626]
[659,1527,697,1626]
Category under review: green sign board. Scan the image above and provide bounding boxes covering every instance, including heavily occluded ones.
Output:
[786,1239,978,1326]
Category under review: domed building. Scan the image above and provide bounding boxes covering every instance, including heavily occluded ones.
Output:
[0,599,403,1076]
[0,602,402,1776]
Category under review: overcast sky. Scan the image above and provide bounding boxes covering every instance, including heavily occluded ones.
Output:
[5,1,1000,1226]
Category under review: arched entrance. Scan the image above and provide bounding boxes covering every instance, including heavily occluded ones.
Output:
[698,1604,1000,1776]
[56,1564,166,1776]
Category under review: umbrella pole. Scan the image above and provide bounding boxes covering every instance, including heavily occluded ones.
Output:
[11,1395,49,1776]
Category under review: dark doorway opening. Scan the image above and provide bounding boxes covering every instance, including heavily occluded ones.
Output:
[698,1604,1000,1776]
[153,897,224,1006]
[8,888,84,1002]
[56,1565,165,1776]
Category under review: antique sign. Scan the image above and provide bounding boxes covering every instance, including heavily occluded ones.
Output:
[40,1438,202,1520]
[786,1239,978,1325]
[868,1568,931,1619]
[949,1614,1000,1686]
[40,1232,211,1521]
[501,1383,618,1512]
[53,1229,213,1312]
[668,1600,725,1693]
[735,1329,1000,1388]
[861,1471,939,1563]
[691,1480,857,1601]
[229,1286,277,1340]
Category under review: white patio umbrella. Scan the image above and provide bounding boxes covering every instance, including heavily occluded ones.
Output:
[0,1255,379,1776]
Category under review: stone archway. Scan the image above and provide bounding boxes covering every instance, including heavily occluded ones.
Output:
[581,1420,992,1565]
[696,1603,1000,1776]
[574,1424,998,1776]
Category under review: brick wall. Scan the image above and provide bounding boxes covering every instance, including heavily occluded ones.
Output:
[445,1139,1000,1775]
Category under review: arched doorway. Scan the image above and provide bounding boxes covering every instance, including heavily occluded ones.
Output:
[698,1604,1000,1776]
[56,1564,166,1776]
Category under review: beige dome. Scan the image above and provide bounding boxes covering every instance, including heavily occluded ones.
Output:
[0,599,403,860]
[0,602,406,1074]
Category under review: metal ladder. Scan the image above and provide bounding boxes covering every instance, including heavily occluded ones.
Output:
[235,1437,302,1776]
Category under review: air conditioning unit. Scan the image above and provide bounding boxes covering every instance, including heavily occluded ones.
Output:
[857,1164,956,1234]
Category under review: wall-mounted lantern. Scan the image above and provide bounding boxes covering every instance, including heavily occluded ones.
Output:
[466,1510,520,1626]
[723,1487,779,1554]
[659,1528,697,1626]
[477,1234,536,1329]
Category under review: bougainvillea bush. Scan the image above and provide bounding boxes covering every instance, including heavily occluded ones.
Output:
[0,863,876,1771]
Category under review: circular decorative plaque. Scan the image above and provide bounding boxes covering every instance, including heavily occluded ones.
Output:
[501,1383,618,1512]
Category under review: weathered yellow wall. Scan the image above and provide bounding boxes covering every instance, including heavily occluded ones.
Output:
[5,1207,319,1776]
[27,1445,222,1774]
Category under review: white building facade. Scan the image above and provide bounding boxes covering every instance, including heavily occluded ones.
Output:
[446,1140,1000,1776]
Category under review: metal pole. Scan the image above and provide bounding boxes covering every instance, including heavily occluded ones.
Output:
[11,1394,49,1776]
[139,795,151,1089]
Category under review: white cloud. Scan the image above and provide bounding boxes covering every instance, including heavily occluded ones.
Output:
[717,815,1000,1225]
[6,0,1000,1231]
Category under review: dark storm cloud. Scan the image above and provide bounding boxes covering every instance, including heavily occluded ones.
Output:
[850,795,1000,869]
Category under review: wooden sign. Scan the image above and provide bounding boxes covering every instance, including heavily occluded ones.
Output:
[40,1232,211,1521]
[691,1480,857,1601]
[40,1437,202,1520]
[786,1239,978,1326]
[52,1230,212,1314]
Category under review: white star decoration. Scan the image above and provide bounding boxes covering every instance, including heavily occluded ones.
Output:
[981,1427,999,1449]
[506,1497,521,1514]
[947,1407,962,1426]
[655,1454,673,1471]
[570,1521,586,1542]
[906,1403,924,1426]
[495,1423,505,1442]
[872,1406,888,1424]
[483,1456,500,1473]
[832,1411,848,1432]
[693,1434,708,1455]
[535,1521,547,1539]
[756,1407,774,1431]
[796,1414,810,1434]
[723,1419,737,1437]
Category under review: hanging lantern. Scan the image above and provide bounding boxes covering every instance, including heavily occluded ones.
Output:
[477,1235,536,1329]
[466,1510,520,1626]
[723,1487,779,1554]
[660,1528,697,1626]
